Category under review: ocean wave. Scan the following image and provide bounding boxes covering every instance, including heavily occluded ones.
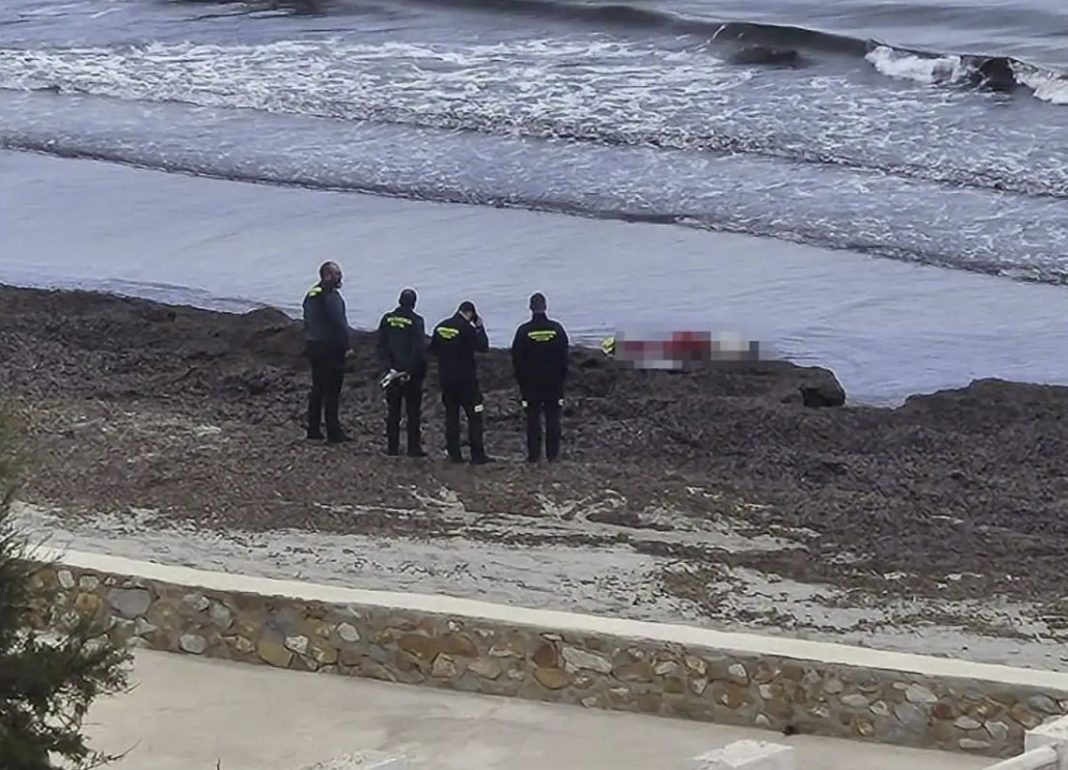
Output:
[5,126,1068,288]
[427,0,1068,103]
[378,0,1068,100]
[402,0,875,55]
[2,39,1068,199]
[0,131,695,222]
[1017,67,1068,105]
[171,0,1068,94]
[865,46,969,85]
[170,0,871,52]
[863,44,1068,103]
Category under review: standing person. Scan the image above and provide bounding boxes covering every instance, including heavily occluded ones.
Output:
[511,292,569,462]
[302,261,351,444]
[376,288,428,457]
[429,301,492,464]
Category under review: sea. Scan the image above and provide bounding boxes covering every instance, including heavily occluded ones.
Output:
[2,0,1068,402]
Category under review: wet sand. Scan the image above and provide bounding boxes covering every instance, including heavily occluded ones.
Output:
[3,285,1067,670]
[8,150,1068,405]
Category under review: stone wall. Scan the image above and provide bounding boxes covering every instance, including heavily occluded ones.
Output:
[26,555,1068,760]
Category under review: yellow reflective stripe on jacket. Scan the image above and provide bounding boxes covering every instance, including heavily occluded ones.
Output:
[473,404,485,413]
[387,315,413,328]
[306,285,323,297]
[436,326,459,340]
[527,329,557,342]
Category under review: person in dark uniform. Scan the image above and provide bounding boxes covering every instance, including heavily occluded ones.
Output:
[511,292,569,462]
[302,261,351,444]
[429,301,491,464]
[376,288,428,457]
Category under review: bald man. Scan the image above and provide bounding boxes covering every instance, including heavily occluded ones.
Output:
[302,261,351,444]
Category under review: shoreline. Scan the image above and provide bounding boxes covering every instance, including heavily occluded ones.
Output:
[4,284,1068,670]
[9,149,1068,405]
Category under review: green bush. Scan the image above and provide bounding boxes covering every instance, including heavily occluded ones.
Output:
[0,406,131,769]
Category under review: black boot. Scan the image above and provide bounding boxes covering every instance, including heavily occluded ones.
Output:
[406,429,424,459]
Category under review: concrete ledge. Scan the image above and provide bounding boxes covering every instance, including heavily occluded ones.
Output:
[26,548,1068,759]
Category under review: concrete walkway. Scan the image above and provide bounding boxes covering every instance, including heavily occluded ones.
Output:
[84,651,989,770]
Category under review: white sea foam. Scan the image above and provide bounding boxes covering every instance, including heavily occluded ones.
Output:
[1,36,1066,203]
[865,45,967,85]
[1018,67,1068,105]
[0,38,759,151]
[0,39,743,119]
[868,44,1068,108]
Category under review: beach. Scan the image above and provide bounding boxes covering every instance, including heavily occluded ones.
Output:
[4,0,1068,685]
[4,283,1068,672]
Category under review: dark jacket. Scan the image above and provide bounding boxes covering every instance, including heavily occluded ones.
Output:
[429,312,489,386]
[302,282,350,358]
[376,306,427,378]
[511,312,569,398]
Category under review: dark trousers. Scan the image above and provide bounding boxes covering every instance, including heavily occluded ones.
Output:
[524,395,562,461]
[442,381,485,461]
[386,377,423,454]
[307,353,345,439]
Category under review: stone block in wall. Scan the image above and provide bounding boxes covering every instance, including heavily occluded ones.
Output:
[257,636,293,668]
[107,587,152,618]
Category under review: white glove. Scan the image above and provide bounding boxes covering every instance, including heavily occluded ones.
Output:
[380,369,410,389]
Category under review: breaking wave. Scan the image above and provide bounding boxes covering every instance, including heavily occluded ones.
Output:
[1016,67,1068,105]
[148,0,1068,102]
[2,38,1068,198]
[865,46,970,85]
[865,45,1068,104]
[250,0,1068,101]
[439,0,1068,103]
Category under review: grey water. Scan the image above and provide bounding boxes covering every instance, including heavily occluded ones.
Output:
[2,0,1068,402]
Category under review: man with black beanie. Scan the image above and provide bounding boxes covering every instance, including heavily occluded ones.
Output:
[376,288,428,457]
[511,292,569,462]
